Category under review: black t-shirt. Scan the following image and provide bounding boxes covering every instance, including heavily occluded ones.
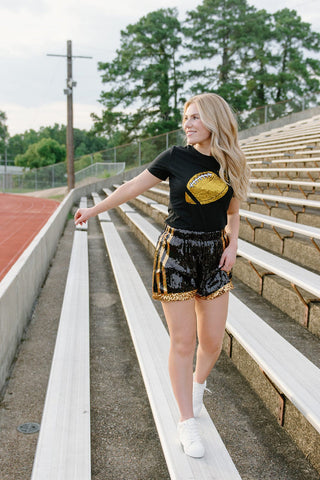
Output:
[147,145,233,232]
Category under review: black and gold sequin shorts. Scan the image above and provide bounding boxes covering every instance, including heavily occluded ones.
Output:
[152,225,233,302]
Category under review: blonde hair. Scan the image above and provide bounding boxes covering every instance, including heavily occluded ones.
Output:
[183,93,250,201]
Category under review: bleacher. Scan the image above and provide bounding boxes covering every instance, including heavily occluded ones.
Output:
[31,197,91,480]
[26,114,320,478]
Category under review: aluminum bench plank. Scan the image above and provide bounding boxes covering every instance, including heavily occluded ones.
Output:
[152,203,168,214]
[102,187,135,213]
[137,194,158,205]
[237,238,320,298]
[92,192,111,221]
[239,209,320,239]
[31,228,90,480]
[100,220,242,480]
[250,167,320,173]
[76,196,89,231]
[248,193,320,209]
[247,158,320,165]
[227,294,320,434]
[126,211,162,246]
[250,178,320,187]
[243,137,320,150]
[133,193,168,214]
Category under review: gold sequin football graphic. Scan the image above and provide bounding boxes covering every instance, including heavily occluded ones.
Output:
[185,171,228,205]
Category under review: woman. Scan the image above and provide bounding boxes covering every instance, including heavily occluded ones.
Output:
[75,93,250,459]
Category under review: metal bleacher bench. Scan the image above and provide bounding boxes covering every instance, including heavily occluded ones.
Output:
[247,157,320,166]
[244,150,320,160]
[94,191,242,480]
[250,178,320,188]
[242,137,320,151]
[250,167,320,175]
[237,238,320,298]
[31,197,91,480]
[248,192,320,209]
[239,209,320,241]
[99,190,320,463]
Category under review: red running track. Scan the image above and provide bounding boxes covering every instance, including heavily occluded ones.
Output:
[0,194,60,281]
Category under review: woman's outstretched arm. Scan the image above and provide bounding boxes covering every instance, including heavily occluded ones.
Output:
[74,169,162,226]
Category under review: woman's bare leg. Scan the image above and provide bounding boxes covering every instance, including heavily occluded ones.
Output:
[194,292,229,384]
[161,298,197,421]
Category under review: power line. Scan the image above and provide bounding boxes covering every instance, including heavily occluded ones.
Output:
[47,40,92,191]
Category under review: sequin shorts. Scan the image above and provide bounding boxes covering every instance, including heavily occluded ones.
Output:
[152,225,233,302]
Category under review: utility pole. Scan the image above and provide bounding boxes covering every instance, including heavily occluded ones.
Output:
[47,40,92,191]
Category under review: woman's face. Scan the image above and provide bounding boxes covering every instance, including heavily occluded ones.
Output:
[183,103,211,151]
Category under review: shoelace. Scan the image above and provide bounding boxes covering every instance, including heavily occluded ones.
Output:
[194,383,212,400]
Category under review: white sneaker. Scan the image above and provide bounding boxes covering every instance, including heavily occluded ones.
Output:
[193,379,207,417]
[177,418,205,458]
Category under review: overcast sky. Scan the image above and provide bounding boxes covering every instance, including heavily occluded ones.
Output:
[1,0,319,136]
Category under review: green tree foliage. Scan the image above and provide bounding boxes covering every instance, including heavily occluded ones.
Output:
[93,8,184,141]
[184,1,320,115]
[8,124,109,161]
[0,111,9,158]
[183,0,256,111]
[240,9,277,109]
[272,8,320,102]
[14,138,66,169]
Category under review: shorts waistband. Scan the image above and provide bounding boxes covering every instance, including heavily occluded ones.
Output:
[164,224,225,240]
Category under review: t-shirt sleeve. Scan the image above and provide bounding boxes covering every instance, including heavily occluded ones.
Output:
[147,147,172,181]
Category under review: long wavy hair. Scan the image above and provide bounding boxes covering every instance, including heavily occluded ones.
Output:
[183,93,250,201]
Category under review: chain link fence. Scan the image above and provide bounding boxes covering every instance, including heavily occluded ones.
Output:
[236,93,320,130]
[1,92,319,193]
[1,161,125,193]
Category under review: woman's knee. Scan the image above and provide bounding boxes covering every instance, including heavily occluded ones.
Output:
[198,336,222,356]
[170,335,196,357]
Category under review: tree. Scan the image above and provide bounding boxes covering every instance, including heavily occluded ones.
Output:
[0,111,9,159]
[272,8,320,103]
[93,8,184,141]
[8,124,109,160]
[183,0,256,111]
[14,138,66,169]
[239,9,278,109]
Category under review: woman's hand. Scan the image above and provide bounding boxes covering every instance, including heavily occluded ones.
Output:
[220,197,240,272]
[74,207,93,226]
[219,243,237,272]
